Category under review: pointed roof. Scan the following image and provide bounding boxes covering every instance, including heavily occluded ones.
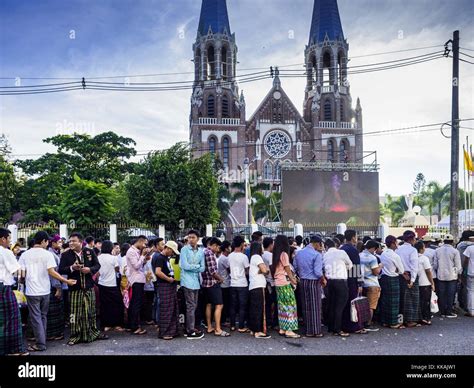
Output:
[308,0,344,44]
[197,0,232,36]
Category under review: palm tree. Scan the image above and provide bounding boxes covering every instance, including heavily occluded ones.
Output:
[425,181,450,218]
[381,194,407,226]
[251,191,282,222]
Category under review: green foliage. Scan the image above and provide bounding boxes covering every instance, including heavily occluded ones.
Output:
[126,143,220,234]
[59,174,115,224]
[0,154,18,223]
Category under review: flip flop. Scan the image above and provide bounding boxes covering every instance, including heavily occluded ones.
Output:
[238,328,250,333]
[214,330,230,337]
[7,351,30,356]
[285,333,301,339]
[27,345,45,352]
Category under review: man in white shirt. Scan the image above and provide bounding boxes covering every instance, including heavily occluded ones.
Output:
[462,240,474,317]
[395,230,421,327]
[19,231,75,351]
[433,235,462,318]
[0,228,28,355]
[228,235,250,332]
[323,238,352,336]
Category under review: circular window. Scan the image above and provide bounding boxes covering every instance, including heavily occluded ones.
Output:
[264,130,291,159]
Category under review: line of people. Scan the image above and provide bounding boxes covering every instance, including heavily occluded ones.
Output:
[1,226,473,354]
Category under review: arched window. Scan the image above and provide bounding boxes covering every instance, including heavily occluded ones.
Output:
[221,46,228,80]
[327,138,335,162]
[222,95,229,118]
[263,160,273,180]
[207,95,215,117]
[340,139,349,163]
[322,51,331,86]
[207,45,216,80]
[222,137,230,168]
[340,99,344,121]
[208,136,217,155]
[324,100,332,121]
[274,161,281,181]
[308,55,317,85]
[338,51,346,85]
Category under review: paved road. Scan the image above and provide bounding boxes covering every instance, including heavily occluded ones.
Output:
[32,314,474,356]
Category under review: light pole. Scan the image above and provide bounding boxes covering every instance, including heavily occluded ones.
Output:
[244,157,249,225]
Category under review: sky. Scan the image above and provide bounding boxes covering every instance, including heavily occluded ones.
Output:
[0,0,473,197]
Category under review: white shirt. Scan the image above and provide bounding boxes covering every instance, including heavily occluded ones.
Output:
[0,246,20,286]
[380,248,405,277]
[249,254,267,291]
[19,247,57,296]
[434,244,462,281]
[423,247,437,278]
[98,253,119,287]
[396,243,419,283]
[323,247,353,280]
[463,245,474,277]
[417,254,432,287]
[262,251,275,287]
[118,255,128,277]
[228,252,250,287]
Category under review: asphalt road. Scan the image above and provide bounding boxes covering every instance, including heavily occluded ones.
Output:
[32,314,474,356]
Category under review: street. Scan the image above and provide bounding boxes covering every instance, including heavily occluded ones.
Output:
[32,315,474,356]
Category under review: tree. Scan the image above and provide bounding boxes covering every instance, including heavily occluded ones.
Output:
[413,173,426,195]
[0,154,17,223]
[380,194,408,226]
[126,143,220,234]
[423,181,450,218]
[15,131,137,222]
[59,174,115,224]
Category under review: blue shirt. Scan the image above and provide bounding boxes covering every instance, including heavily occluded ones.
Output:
[179,244,205,290]
[293,245,323,280]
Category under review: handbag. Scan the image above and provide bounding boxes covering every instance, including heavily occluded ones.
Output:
[350,296,371,324]
[430,291,439,314]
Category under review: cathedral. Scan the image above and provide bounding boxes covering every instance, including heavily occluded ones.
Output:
[190,0,364,225]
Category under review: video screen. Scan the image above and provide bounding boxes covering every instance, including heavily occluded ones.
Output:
[281,170,380,224]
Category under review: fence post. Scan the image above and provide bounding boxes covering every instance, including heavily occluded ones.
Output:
[294,223,303,237]
[206,224,213,237]
[378,223,389,241]
[110,224,117,243]
[337,223,347,235]
[59,224,68,240]
[158,225,166,238]
[7,224,18,243]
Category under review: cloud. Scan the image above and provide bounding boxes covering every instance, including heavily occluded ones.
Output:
[1,0,473,197]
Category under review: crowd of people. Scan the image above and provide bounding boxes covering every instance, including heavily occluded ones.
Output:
[0,226,473,355]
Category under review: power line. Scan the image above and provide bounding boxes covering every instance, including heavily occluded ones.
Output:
[0,45,445,82]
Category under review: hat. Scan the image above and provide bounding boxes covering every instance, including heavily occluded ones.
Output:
[164,241,180,255]
[50,234,62,243]
[422,235,434,243]
[443,234,454,242]
[310,235,323,244]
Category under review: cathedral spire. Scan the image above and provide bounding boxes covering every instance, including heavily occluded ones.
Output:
[308,0,344,45]
[197,0,232,36]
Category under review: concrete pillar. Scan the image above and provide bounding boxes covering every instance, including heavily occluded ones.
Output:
[7,224,18,243]
[294,223,303,238]
[109,224,117,243]
[158,225,166,239]
[378,223,390,241]
[206,224,213,237]
[59,224,68,240]
[337,223,347,235]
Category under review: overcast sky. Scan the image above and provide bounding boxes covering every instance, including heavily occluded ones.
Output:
[0,0,473,196]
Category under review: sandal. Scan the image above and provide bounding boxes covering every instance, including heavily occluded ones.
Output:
[67,340,76,346]
[160,336,173,340]
[285,333,301,339]
[333,331,350,337]
[27,345,45,352]
[390,324,405,329]
[207,328,215,334]
[406,322,421,328]
[238,328,250,333]
[114,327,125,332]
[214,330,230,337]
[421,320,432,326]
[7,351,30,356]
[132,329,147,335]
[355,329,368,334]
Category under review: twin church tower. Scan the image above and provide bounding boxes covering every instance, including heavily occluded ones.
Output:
[189,0,364,223]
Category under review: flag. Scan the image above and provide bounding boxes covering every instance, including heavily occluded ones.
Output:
[464,148,473,173]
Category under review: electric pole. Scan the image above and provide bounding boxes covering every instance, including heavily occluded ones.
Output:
[449,30,460,240]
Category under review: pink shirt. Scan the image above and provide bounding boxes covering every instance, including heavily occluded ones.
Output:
[274,252,290,287]
[126,246,146,285]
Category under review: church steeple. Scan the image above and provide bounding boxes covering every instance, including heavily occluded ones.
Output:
[308,0,344,45]
[197,0,232,36]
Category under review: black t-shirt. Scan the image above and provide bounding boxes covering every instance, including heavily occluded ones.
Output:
[151,253,172,284]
